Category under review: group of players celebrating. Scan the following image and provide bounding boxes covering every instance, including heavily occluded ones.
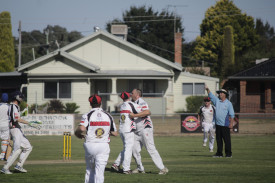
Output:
[1,89,168,183]
[75,89,168,183]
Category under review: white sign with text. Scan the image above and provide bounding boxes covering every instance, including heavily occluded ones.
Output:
[21,114,74,135]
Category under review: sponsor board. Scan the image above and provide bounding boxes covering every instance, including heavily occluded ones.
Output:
[181,114,201,133]
[21,114,74,135]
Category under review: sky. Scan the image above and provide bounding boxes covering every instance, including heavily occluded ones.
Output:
[1,0,275,42]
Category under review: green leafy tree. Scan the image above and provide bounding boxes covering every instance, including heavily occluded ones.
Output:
[192,0,258,77]
[238,19,275,65]
[0,11,15,72]
[221,25,235,79]
[106,5,184,62]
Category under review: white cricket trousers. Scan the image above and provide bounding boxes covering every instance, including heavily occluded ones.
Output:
[133,128,165,171]
[84,142,110,183]
[114,132,134,171]
[202,122,215,150]
[4,128,32,170]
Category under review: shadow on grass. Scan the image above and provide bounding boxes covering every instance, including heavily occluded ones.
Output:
[105,167,157,174]
[189,154,213,157]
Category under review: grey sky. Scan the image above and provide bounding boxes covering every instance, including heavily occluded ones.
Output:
[1,0,275,42]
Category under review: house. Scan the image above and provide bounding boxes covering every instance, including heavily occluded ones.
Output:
[226,58,275,113]
[17,29,219,114]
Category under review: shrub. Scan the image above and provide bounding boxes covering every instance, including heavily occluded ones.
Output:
[47,100,65,113]
[65,103,80,114]
[186,96,207,113]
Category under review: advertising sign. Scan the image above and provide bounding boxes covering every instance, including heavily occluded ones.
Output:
[181,114,202,133]
[21,114,74,135]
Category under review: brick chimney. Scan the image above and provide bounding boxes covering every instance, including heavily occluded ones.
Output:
[174,32,182,65]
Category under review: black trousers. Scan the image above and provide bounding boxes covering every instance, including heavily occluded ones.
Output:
[215,125,232,156]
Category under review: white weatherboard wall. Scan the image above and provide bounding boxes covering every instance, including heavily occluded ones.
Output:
[173,72,219,112]
[27,80,91,114]
[72,80,91,114]
[26,58,89,74]
[69,36,170,72]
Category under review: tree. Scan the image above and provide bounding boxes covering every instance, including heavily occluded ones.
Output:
[192,0,258,77]
[238,19,275,65]
[106,5,184,62]
[14,25,83,66]
[0,11,15,72]
[221,25,235,79]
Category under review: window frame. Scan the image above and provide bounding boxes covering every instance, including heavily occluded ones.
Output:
[44,80,72,100]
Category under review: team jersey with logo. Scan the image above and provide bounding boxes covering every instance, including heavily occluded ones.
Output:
[8,103,21,129]
[0,103,10,129]
[134,97,153,131]
[119,101,142,133]
[80,108,117,143]
[199,104,215,124]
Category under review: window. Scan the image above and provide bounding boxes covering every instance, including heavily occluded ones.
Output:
[44,81,71,99]
[59,81,71,98]
[129,80,142,92]
[143,80,155,93]
[45,82,57,98]
[194,83,205,95]
[182,83,205,95]
[129,80,155,96]
[182,83,193,95]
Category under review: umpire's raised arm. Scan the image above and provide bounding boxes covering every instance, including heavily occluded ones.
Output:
[205,85,210,94]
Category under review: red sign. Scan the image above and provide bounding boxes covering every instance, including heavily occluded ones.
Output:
[182,116,200,132]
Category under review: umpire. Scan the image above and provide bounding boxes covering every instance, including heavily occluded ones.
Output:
[205,86,235,158]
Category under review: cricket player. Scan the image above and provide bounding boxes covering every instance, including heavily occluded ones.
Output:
[130,89,168,175]
[111,91,146,174]
[0,93,10,161]
[198,97,216,152]
[1,91,37,174]
[75,94,117,183]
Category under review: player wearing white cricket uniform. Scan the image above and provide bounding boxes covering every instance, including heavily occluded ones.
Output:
[1,91,33,174]
[75,94,117,183]
[130,89,168,175]
[198,97,216,152]
[111,92,142,174]
[0,93,10,161]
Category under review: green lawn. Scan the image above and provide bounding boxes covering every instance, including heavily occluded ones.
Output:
[1,135,275,183]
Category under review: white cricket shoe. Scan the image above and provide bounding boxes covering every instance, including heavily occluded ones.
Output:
[1,168,12,174]
[132,168,145,174]
[14,165,27,173]
[203,142,207,147]
[111,164,119,172]
[159,167,169,175]
[210,149,214,152]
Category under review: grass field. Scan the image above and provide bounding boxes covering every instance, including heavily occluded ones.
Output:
[1,117,275,183]
[1,135,275,183]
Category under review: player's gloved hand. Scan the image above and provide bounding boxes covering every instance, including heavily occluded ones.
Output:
[28,120,42,130]
[20,107,28,116]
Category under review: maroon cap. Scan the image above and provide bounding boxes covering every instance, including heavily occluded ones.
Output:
[89,94,102,104]
[120,91,130,100]
[204,97,211,102]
